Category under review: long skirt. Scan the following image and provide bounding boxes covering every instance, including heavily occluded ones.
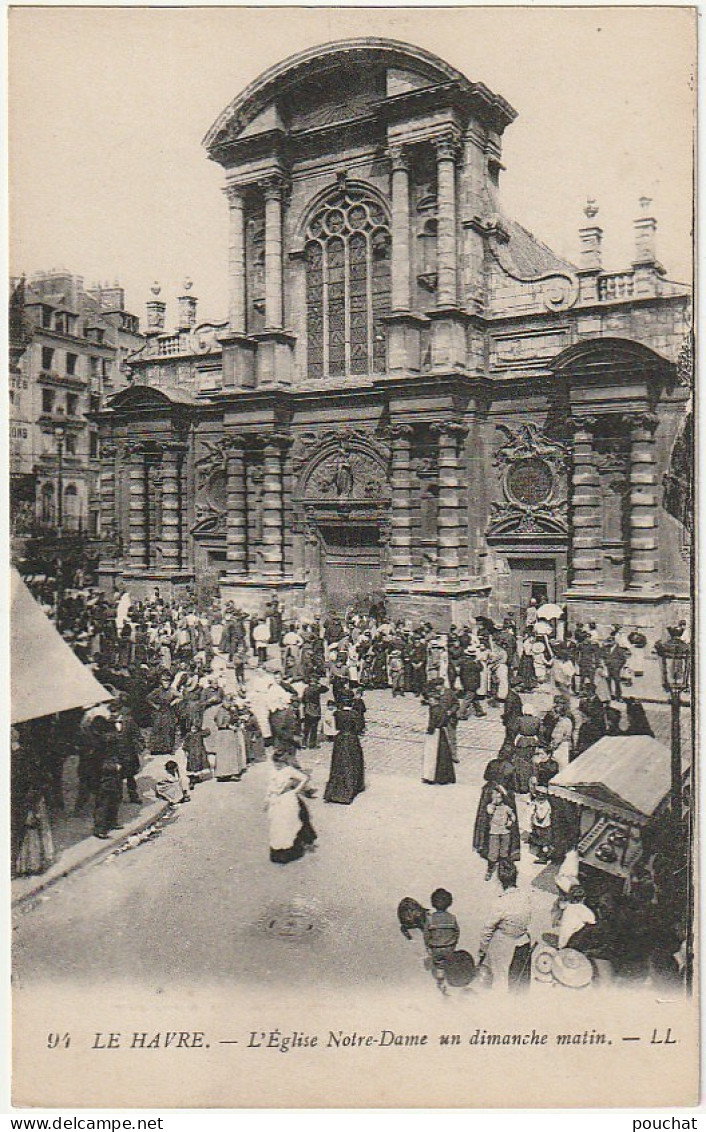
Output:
[210,727,247,779]
[422,728,456,785]
[269,795,317,864]
[15,799,54,876]
[324,733,365,804]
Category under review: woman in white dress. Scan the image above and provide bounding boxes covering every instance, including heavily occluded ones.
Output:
[267,753,317,864]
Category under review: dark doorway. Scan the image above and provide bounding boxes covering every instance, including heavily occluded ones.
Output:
[509,558,557,621]
[320,524,382,612]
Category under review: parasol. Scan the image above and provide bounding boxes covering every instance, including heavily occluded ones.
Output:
[537,603,564,620]
[533,619,552,636]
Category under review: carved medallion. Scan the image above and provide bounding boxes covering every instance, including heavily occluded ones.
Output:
[488,422,569,538]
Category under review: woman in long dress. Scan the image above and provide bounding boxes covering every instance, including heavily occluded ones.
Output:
[473,756,521,863]
[208,699,247,781]
[551,702,574,770]
[422,687,456,785]
[267,753,317,864]
[324,695,365,804]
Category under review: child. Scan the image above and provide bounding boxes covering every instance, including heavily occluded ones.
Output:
[155,759,191,805]
[423,888,460,991]
[182,721,211,788]
[556,885,596,949]
[485,787,517,880]
[529,783,553,862]
[388,649,405,697]
[321,698,337,742]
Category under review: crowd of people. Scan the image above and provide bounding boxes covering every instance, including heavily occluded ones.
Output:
[12,574,688,995]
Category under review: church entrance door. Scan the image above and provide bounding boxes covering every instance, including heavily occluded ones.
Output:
[508,557,557,622]
[320,524,382,612]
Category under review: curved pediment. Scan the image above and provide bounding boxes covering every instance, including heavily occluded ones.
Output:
[106,383,197,413]
[203,38,516,157]
[552,337,675,382]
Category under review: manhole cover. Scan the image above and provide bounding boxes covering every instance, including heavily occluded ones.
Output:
[258,897,327,940]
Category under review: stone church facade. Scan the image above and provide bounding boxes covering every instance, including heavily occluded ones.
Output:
[98,38,692,631]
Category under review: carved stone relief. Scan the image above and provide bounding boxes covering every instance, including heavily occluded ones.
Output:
[488,421,569,537]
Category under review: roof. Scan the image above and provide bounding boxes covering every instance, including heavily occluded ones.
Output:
[11,569,112,723]
[548,735,680,821]
[499,217,577,277]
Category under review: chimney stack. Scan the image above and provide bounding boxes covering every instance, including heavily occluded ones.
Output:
[633,196,658,266]
[578,198,602,272]
[146,282,166,334]
[176,278,197,330]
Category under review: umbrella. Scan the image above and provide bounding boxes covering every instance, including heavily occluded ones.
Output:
[533,619,552,636]
[537,603,564,620]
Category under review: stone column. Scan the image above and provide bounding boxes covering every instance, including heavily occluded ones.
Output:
[224,185,246,334]
[260,435,287,575]
[389,424,414,579]
[625,412,659,591]
[99,443,116,550]
[263,176,285,331]
[160,444,183,567]
[389,146,411,312]
[569,416,602,588]
[432,422,467,580]
[225,437,248,573]
[434,132,460,308]
[127,444,147,567]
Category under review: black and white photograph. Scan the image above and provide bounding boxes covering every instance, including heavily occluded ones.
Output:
[8,5,697,1109]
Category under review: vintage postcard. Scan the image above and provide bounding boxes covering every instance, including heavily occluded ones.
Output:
[8,5,697,1109]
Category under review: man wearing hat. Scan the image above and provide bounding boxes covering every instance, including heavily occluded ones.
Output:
[458,648,485,719]
[388,648,405,698]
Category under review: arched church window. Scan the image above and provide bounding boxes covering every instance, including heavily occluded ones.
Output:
[305,185,391,378]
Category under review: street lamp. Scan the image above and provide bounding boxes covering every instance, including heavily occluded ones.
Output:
[655,626,693,991]
[51,407,66,534]
[655,627,691,824]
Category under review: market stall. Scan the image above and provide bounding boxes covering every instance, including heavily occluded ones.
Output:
[11,567,112,724]
[548,735,687,891]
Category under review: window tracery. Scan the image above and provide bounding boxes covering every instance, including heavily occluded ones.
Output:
[305,185,391,378]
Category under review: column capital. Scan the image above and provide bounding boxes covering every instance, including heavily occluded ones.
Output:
[225,434,246,453]
[125,441,147,456]
[389,423,414,441]
[432,128,462,163]
[223,183,246,207]
[387,144,409,173]
[101,443,118,459]
[260,172,288,202]
[431,420,468,441]
[568,414,600,435]
[621,410,659,435]
[258,430,292,450]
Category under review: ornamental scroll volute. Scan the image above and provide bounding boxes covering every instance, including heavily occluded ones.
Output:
[488,421,569,537]
[292,429,392,508]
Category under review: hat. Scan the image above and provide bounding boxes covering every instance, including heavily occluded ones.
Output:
[444,950,476,987]
[551,948,593,989]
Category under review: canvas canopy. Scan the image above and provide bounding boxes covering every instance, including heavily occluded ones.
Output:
[548,735,679,824]
[11,568,112,724]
